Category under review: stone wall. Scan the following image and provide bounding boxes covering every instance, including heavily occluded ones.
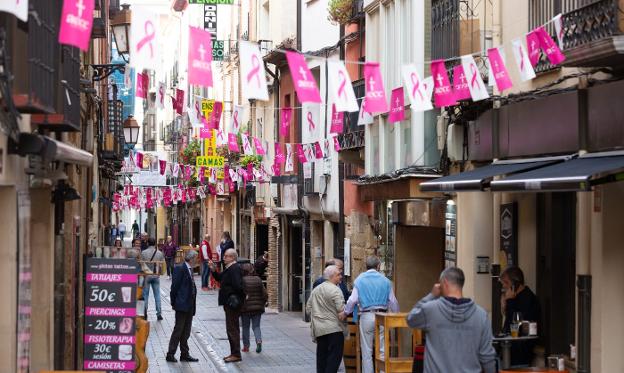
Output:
[266,215,281,310]
[345,210,377,283]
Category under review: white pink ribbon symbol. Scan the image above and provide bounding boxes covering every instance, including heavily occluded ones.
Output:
[518,45,525,72]
[410,73,424,101]
[307,112,315,131]
[470,63,480,89]
[195,101,202,121]
[159,85,164,105]
[337,71,347,100]
[137,21,156,58]
[247,55,261,87]
[233,110,239,130]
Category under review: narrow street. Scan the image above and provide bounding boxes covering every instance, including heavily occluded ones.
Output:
[144,276,316,373]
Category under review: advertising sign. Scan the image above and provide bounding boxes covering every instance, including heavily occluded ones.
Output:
[83,258,138,372]
[196,156,225,168]
[500,202,518,268]
[203,4,217,35]
[444,201,457,268]
[213,40,224,61]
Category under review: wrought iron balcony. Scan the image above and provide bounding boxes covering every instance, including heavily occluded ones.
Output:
[337,129,365,151]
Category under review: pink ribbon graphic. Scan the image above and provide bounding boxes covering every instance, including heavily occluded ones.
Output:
[470,63,480,90]
[518,45,525,72]
[337,71,347,99]
[159,85,164,105]
[411,73,423,101]
[136,20,156,58]
[247,55,261,87]
[307,112,315,131]
[233,110,239,129]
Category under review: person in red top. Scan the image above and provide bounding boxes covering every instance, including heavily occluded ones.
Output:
[199,234,213,291]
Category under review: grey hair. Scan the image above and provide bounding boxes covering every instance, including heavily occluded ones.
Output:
[185,250,198,262]
[365,256,381,270]
[224,248,238,260]
[323,265,340,280]
[440,267,465,288]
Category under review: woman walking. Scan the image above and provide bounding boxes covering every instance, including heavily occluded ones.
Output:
[240,263,267,353]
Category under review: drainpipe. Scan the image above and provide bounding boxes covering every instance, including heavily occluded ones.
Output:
[337,23,346,259]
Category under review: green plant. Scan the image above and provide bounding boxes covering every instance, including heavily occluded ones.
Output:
[179,139,202,165]
[239,154,263,167]
[327,0,354,25]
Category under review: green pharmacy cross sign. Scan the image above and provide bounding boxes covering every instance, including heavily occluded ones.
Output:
[189,0,235,4]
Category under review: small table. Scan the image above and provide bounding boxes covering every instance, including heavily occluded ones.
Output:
[493,335,539,369]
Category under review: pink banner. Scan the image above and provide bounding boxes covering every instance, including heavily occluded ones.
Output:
[175,89,185,115]
[199,126,212,139]
[58,0,95,51]
[363,62,389,113]
[84,335,136,344]
[487,47,513,92]
[452,65,471,101]
[86,273,137,283]
[333,136,341,152]
[535,26,566,65]
[272,163,281,177]
[314,142,324,159]
[274,143,285,164]
[330,104,344,134]
[296,144,307,164]
[159,159,167,175]
[136,73,147,99]
[286,51,321,103]
[188,26,213,87]
[85,307,136,317]
[135,152,143,168]
[280,107,293,137]
[253,137,266,155]
[430,60,456,107]
[84,360,136,371]
[208,101,223,130]
[228,133,239,152]
[388,87,405,124]
[526,31,542,67]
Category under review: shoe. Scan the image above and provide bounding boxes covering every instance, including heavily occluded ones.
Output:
[180,355,199,362]
[224,355,242,363]
[165,354,177,362]
[256,342,262,353]
[241,346,249,353]
[157,315,163,321]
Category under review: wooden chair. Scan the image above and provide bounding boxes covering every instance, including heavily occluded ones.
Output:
[344,317,361,373]
[374,312,422,373]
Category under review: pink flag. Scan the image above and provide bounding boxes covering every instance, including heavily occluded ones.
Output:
[175,89,185,115]
[253,137,266,155]
[430,60,456,107]
[333,136,341,152]
[135,152,143,168]
[136,73,147,99]
[272,163,281,177]
[535,26,566,65]
[314,142,324,159]
[188,26,213,87]
[330,104,344,134]
[200,126,212,139]
[363,62,389,113]
[280,107,292,137]
[286,52,321,103]
[452,65,471,101]
[296,144,307,164]
[487,47,514,92]
[228,133,239,152]
[274,143,285,164]
[198,166,205,183]
[159,159,167,175]
[208,101,223,130]
[58,0,95,51]
[388,87,405,124]
[526,31,542,67]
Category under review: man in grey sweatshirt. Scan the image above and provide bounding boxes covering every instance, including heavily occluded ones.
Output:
[406,267,497,373]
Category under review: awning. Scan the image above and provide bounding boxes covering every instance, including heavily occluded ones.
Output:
[490,152,624,192]
[419,157,566,192]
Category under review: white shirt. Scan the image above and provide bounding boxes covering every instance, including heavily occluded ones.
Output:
[118,223,126,232]
[201,243,208,260]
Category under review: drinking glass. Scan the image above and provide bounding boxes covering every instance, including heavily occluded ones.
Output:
[510,323,520,338]
[512,311,523,324]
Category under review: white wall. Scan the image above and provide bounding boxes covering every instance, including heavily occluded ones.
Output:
[301,0,340,52]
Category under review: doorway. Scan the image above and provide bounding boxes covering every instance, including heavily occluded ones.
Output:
[192,218,200,246]
[255,224,269,260]
[290,226,303,312]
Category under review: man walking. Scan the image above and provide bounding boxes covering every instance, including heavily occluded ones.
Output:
[406,267,497,373]
[140,238,165,321]
[199,234,213,291]
[344,256,399,373]
[118,220,126,240]
[132,220,140,239]
[162,235,178,278]
[166,250,200,363]
[307,265,347,373]
[210,248,244,363]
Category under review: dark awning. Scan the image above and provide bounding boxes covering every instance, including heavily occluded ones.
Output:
[490,152,624,192]
[419,157,567,192]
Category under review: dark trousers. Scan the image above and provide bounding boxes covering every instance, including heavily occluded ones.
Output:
[168,310,193,357]
[165,257,174,277]
[316,331,344,373]
[201,261,211,288]
[224,306,241,357]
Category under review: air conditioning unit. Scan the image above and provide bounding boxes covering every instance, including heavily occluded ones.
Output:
[436,113,449,151]
[447,123,464,162]
[318,174,329,195]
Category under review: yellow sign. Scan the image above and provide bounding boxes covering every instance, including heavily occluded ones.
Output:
[196,156,225,168]
[204,133,216,155]
[204,168,225,179]
[201,99,214,121]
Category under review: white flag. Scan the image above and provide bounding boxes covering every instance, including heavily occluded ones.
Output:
[402,64,433,112]
[460,55,489,101]
[357,98,373,126]
[231,105,244,133]
[240,41,269,101]
[285,144,294,172]
[328,60,359,112]
[156,82,166,109]
[216,182,225,195]
[216,129,227,147]
[241,133,254,155]
[197,186,206,199]
[511,38,536,82]
[423,76,434,102]
[553,14,564,49]
[189,96,204,128]
[0,0,28,22]
[131,7,160,70]
[305,144,315,162]
[303,103,321,140]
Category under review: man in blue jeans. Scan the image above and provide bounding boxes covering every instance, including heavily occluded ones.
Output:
[141,237,165,321]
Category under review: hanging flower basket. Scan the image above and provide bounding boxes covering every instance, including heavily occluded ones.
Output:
[327,0,354,25]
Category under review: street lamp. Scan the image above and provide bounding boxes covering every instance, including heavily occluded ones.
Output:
[111,4,131,56]
[123,115,140,147]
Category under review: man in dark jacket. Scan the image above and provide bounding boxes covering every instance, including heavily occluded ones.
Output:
[313,258,351,301]
[210,248,244,363]
[166,250,199,363]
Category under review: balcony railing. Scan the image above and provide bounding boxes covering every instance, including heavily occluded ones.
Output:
[337,129,365,151]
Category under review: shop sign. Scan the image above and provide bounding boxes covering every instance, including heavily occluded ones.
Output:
[83,258,138,372]
[201,99,215,121]
[203,5,217,35]
[444,201,457,268]
[196,156,225,168]
[500,202,518,268]
[190,0,234,4]
[212,39,224,61]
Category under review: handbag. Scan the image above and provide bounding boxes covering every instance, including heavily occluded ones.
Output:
[226,293,242,309]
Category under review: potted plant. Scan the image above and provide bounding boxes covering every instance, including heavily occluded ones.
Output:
[327,0,354,25]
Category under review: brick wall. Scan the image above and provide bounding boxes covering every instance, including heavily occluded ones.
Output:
[266,215,281,310]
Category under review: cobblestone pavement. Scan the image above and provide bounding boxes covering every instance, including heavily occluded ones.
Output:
[144,275,317,373]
